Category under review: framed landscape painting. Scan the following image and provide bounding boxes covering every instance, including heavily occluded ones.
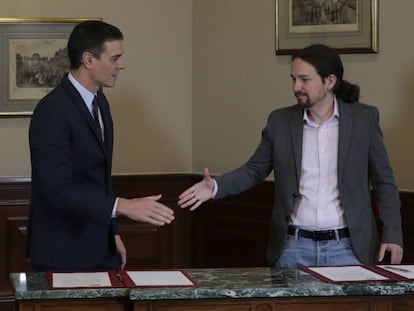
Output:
[275,0,378,55]
[0,18,99,117]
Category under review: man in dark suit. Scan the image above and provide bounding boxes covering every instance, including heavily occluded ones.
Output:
[178,44,403,267]
[27,20,175,272]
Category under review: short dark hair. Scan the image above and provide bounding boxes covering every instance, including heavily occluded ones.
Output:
[68,20,124,70]
[292,44,360,102]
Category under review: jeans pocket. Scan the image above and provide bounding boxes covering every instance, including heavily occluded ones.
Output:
[284,234,297,248]
[339,237,353,249]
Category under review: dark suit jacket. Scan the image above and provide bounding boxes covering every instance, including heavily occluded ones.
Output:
[26,74,119,269]
[215,100,403,265]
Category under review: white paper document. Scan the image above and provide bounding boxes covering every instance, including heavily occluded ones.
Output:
[307,266,389,282]
[378,265,414,278]
[52,272,112,288]
[126,270,194,286]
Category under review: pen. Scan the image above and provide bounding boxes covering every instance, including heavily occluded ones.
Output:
[116,270,123,282]
[384,266,411,273]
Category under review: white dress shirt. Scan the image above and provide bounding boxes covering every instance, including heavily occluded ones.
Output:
[67,73,104,135]
[212,98,347,231]
[291,98,346,230]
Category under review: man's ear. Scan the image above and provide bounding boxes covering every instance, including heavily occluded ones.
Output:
[81,51,94,69]
[326,74,337,91]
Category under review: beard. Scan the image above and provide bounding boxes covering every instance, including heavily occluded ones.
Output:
[295,92,313,108]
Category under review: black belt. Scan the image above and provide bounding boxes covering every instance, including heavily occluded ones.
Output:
[287,226,350,241]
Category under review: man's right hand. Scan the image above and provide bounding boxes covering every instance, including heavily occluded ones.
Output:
[177,168,215,211]
[116,195,174,226]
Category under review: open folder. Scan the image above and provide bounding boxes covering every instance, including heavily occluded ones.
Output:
[47,269,196,289]
[300,264,414,283]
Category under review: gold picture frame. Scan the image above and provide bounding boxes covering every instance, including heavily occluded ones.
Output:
[0,18,100,117]
[275,0,378,55]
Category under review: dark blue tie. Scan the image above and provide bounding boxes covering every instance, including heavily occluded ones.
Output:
[92,96,102,138]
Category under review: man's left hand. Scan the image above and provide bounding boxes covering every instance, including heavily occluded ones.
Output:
[115,234,127,269]
[378,243,403,264]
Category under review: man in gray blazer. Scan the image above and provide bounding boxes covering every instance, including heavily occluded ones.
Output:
[178,44,403,267]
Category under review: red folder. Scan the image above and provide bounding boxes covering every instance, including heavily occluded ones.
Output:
[300,264,414,283]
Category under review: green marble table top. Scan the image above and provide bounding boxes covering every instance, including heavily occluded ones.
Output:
[10,272,129,300]
[10,267,407,301]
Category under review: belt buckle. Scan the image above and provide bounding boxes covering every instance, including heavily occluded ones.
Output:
[313,229,332,240]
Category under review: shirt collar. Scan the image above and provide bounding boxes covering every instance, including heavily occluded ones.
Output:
[68,72,96,110]
[303,96,340,124]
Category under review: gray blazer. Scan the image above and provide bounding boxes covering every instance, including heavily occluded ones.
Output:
[215,100,402,265]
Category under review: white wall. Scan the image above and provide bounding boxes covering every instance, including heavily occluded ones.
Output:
[0,0,193,176]
[2,0,414,191]
[193,0,414,190]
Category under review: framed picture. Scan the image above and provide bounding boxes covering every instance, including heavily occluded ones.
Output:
[275,0,378,55]
[0,18,100,117]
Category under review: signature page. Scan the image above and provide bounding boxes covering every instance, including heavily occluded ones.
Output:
[304,265,390,282]
[123,270,195,287]
[50,272,113,288]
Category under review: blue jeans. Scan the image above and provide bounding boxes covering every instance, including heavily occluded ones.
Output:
[275,231,362,268]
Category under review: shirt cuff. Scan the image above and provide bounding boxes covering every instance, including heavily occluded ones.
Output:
[111,197,119,218]
[212,179,218,198]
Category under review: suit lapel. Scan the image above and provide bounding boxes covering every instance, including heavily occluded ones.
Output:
[61,76,109,155]
[288,101,354,192]
[289,106,304,187]
[337,100,353,187]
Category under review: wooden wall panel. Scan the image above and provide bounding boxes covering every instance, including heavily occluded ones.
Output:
[0,201,30,284]
[190,181,274,268]
[112,174,194,268]
[0,200,30,311]
[400,192,414,263]
[118,219,173,269]
[6,216,31,273]
[192,206,270,267]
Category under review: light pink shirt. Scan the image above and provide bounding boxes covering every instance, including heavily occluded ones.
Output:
[212,99,347,230]
[291,98,347,230]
